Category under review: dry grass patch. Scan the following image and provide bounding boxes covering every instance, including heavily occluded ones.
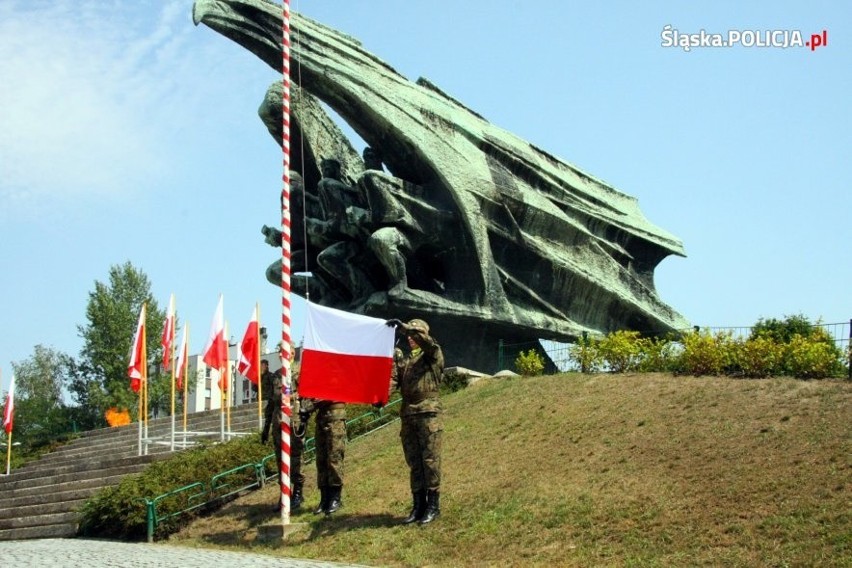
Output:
[168,373,851,567]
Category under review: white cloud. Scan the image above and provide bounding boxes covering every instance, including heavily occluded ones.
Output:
[0,0,261,215]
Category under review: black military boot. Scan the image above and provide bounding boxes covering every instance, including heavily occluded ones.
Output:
[291,483,303,511]
[313,487,328,514]
[325,486,343,514]
[401,490,427,525]
[419,490,440,524]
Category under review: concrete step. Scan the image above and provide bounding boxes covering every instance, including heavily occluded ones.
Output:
[0,471,143,503]
[0,511,80,531]
[39,418,260,463]
[0,499,87,521]
[62,405,259,443]
[0,454,161,486]
[0,522,78,541]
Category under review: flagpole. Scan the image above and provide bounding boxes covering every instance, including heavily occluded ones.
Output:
[3,367,11,474]
[142,302,149,456]
[219,357,225,441]
[225,321,231,437]
[183,324,190,448]
[219,315,225,443]
[4,431,11,476]
[137,388,143,456]
[257,302,263,430]
[279,0,294,527]
[169,295,176,452]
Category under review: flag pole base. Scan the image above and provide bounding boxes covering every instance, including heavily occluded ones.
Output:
[256,521,309,541]
[282,521,309,541]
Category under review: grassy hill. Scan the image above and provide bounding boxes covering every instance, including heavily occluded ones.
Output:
[167,372,851,567]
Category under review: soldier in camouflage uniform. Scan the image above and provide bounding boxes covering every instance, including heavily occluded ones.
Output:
[311,399,347,514]
[385,317,444,525]
[260,359,310,512]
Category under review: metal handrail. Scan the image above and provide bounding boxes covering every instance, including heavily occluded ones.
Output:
[210,463,265,500]
[142,481,208,542]
[143,397,403,541]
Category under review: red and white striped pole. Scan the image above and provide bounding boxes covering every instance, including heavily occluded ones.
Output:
[279,0,293,526]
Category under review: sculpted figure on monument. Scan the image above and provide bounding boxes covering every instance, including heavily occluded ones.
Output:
[310,158,375,303]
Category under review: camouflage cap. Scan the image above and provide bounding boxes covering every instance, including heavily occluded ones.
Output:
[407,318,429,334]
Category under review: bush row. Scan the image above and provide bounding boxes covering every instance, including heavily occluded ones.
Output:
[516,327,848,379]
[78,435,271,540]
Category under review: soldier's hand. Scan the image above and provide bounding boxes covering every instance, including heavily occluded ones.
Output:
[385,318,403,328]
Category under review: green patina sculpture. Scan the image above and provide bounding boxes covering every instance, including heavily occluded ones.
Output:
[194,0,690,372]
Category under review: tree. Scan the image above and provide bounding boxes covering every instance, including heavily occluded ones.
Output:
[73,262,169,423]
[9,345,72,447]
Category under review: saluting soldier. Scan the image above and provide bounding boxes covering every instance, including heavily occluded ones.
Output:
[385,317,444,525]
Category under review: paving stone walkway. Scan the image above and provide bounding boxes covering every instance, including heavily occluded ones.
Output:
[0,538,371,567]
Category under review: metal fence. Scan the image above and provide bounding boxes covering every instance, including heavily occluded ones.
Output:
[499,319,852,378]
[141,398,402,542]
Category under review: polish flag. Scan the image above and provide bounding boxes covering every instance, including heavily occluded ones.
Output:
[298,303,395,405]
[174,323,189,391]
[3,372,15,435]
[237,305,260,385]
[127,304,146,393]
[202,295,227,371]
[161,293,175,370]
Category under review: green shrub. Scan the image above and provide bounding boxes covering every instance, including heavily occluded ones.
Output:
[515,349,545,376]
[750,314,814,344]
[597,330,643,373]
[750,315,845,378]
[441,371,470,393]
[735,335,784,378]
[636,335,678,373]
[568,336,603,373]
[78,435,270,540]
[676,330,737,376]
[784,334,845,379]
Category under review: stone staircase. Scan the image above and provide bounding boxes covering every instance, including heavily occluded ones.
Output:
[0,403,263,541]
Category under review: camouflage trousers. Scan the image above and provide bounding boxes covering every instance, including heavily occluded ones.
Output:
[401,412,443,492]
[315,405,347,488]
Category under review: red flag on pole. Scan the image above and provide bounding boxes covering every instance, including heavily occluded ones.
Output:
[299,303,395,405]
[128,304,146,393]
[174,323,189,391]
[3,372,15,435]
[237,305,260,384]
[202,295,227,388]
[161,293,175,370]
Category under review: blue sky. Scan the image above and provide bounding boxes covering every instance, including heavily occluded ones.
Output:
[1,0,849,382]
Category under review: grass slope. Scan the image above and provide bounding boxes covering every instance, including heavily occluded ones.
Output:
[168,373,851,567]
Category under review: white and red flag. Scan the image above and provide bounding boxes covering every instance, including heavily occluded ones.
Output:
[175,323,189,391]
[298,302,395,405]
[3,372,15,435]
[127,304,146,393]
[237,305,260,385]
[161,293,175,370]
[202,295,228,388]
